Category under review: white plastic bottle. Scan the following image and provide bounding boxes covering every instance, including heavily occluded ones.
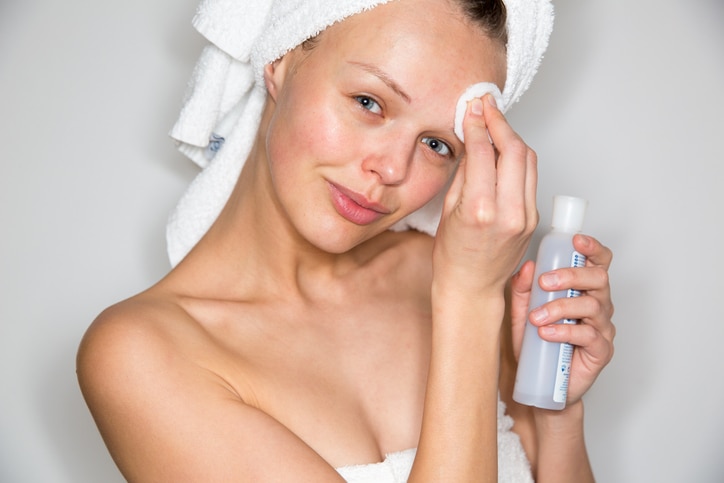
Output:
[512,195,588,410]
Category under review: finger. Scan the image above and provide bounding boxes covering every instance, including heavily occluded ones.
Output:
[573,234,613,269]
[538,322,615,364]
[536,263,614,330]
[529,275,614,336]
[482,96,536,231]
[510,260,536,301]
[528,294,601,326]
[524,148,539,232]
[483,94,525,154]
[460,97,497,216]
[538,264,611,295]
[510,260,536,357]
[529,294,615,340]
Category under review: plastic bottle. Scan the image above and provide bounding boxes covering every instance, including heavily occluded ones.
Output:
[512,195,588,410]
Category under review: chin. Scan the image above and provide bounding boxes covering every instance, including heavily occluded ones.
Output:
[298,217,390,254]
[309,229,372,254]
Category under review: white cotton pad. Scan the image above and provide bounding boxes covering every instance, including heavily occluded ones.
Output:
[453,82,504,143]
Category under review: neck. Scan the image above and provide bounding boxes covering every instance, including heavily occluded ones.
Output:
[167,114,379,304]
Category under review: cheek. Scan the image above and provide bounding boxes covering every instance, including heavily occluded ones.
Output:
[266,82,354,174]
[404,162,456,211]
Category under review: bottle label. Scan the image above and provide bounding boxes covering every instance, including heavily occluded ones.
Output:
[553,250,586,403]
[553,342,574,403]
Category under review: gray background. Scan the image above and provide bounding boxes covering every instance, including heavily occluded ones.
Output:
[1,0,723,481]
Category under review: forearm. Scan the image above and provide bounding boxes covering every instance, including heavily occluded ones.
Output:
[532,400,594,483]
[409,290,505,482]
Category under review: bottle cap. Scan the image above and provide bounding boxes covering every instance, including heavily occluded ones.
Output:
[551,195,587,232]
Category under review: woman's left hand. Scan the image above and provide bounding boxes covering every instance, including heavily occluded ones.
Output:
[509,234,615,404]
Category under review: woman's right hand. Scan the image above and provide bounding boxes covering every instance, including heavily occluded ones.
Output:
[414,95,539,481]
[432,94,539,298]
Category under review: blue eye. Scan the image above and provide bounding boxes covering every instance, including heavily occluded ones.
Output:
[355,95,382,114]
[421,137,452,157]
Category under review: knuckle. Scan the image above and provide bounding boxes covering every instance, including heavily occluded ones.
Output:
[530,209,540,231]
[604,331,616,362]
[593,266,609,287]
[584,324,599,346]
[501,212,528,234]
[471,204,496,225]
[519,210,538,237]
[587,295,603,315]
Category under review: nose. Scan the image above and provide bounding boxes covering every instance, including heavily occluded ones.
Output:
[360,135,415,186]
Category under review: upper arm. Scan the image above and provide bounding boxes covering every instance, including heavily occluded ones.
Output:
[76,304,344,482]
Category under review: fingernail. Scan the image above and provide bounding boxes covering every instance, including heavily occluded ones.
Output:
[530,307,548,324]
[470,98,483,116]
[540,272,559,289]
[486,93,497,109]
[578,234,591,247]
[541,326,557,336]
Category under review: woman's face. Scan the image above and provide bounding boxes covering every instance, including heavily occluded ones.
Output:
[263,0,506,253]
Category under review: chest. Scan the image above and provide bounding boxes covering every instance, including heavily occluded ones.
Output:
[205,296,433,467]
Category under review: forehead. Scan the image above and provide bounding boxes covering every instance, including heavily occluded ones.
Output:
[317,0,507,92]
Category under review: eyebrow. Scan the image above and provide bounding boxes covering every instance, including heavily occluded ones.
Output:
[348,61,411,104]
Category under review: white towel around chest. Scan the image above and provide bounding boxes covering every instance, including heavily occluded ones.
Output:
[336,399,533,483]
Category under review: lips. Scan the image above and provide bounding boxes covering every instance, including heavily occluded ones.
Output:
[327,182,390,225]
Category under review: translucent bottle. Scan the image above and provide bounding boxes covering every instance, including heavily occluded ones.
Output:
[512,195,588,410]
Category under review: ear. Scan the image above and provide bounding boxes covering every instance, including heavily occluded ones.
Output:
[263,55,293,102]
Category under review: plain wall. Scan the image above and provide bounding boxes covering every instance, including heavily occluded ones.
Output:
[1,0,722,481]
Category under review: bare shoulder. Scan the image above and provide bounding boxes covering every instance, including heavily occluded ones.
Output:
[76,293,215,449]
[76,290,246,410]
[76,294,196,477]
[76,292,341,481]
[77,293,198,394]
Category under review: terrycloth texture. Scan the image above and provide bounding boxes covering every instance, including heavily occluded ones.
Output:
[454,82,504,143]
[167,0,555,266]
[337,448,416,482]
[336,398,533,482]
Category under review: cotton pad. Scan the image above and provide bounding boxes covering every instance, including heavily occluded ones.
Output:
[453,82,504,143]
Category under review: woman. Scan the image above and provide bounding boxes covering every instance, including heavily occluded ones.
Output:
[77,0,615,481]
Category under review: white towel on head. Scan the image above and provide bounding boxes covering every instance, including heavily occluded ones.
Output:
[501,0,554,111]
[167,0,554,266]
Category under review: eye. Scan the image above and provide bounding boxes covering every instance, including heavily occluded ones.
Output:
[421,137,453,157]
[354,95,382,115]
